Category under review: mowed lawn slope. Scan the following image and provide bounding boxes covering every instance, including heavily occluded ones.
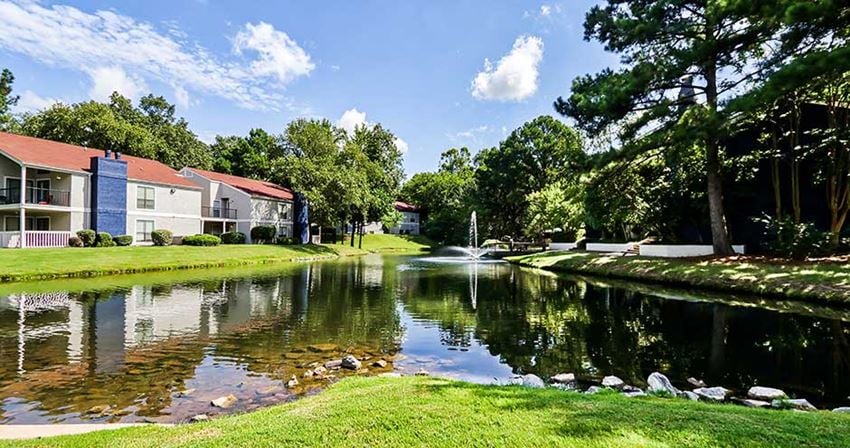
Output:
[509,251,850,303]
[10,377,850,448]
[0,234,431,282]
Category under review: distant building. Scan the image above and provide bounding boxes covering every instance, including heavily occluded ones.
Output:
[343,201,421,236]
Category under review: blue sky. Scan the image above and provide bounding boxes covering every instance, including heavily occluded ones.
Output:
[0,0,616,174]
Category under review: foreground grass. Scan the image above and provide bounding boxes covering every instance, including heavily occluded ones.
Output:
[509,251,850,303]
[12,376,850,448]
[0,234,431,282]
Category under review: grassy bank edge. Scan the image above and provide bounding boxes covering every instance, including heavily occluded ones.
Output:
[0,234,432,283]
[9,376,850,448]
[507,250,850,304]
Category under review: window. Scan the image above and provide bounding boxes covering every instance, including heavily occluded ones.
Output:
[137,186,155,210]
[279,203,289,220]
[278,225,289,237]
[4,216,18,231]
[136,219,154,242]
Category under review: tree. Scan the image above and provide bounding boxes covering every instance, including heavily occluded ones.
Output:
[524,180,585,240]
[0,68,19,131]
[475,115,584,238]
[210,128,284,180]
[19,93,212,169]
[556,1,788,255]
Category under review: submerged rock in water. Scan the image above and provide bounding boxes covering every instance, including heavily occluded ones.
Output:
[601,376,625,389]
[372,359,388,368]
[85,404,111,415]
[747,386,787,401]
[773,398,816,411]
[550,373,576,385]
[325,359,343,369]
[286,375,299,388]
[307,343,340,353]
[521,374,545,388]
[175,388,195,398]
[211,394,237,408]
[693,387,730,402]
[341,355,362,370]
[189,414,210,423]
[647,372,678,396]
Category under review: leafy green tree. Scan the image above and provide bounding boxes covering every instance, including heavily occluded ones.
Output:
[210,128,284,180]
[19,93,212,169]
[524,180,585,241]
[350,124,405,224]
[0,68,19,131]
[475,115,584,239]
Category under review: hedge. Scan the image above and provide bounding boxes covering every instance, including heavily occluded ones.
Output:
[114,235,134,246]
[251,225,277,244]
[76,229,96,247]
[221,231,246,245]
[182,234,221,246]
[95,232,115,248]
[151,229,173,246]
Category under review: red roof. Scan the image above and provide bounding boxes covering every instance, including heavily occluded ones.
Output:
[187,168,294,201]
[394,201,420,212]
[0,132,199,189]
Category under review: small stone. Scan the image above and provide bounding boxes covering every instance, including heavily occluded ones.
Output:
[681,391,699,401]
[86,404,111,415]
[748,386,787,401]
[521,374,545,388]
[189,414,210,423]
[307,343,340,353]
[687,377,707,388]
[313,366,327,376]
[286,375,299,388]
[211,394,237,408]
[372,359,388,368]
[341,355,362,370]
[601,375,625,389]
[736,398,771,408]
[415,369,430,376]
[693,387,730,402]
[585,386,602,394]
[773,398,816,411]
[647,372,679,396]
[325,359,343,369]
[832,407,850,413]
[624,390,646,398]
[175,388,195,398]
[550,373,576,384]
[302,370,315,378]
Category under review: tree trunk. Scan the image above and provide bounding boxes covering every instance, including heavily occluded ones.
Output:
[770,127,782,220]
[349,220,355,247]
[703,56,733,256]
[358,221,363,249]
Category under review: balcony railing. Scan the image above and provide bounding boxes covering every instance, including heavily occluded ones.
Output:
[202,206,237,220]
[0,187,71,207]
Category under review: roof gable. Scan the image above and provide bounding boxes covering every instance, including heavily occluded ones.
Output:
[187,168,294,201]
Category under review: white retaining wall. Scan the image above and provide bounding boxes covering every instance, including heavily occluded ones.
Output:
[548,242,577,251]
[639,244,746,258]
[586,242,633,253]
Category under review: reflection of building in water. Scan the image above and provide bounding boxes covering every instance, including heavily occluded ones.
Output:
[124,286,205,347]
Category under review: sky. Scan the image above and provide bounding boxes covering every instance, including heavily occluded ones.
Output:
[0,0,617,175]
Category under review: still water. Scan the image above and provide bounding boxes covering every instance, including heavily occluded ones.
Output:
[2,255,850,423]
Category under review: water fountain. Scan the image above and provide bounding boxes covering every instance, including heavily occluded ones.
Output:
[469,211,479,259]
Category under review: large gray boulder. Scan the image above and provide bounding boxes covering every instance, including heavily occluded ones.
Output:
[647,372,679,396]
[521,374,545,388]
[681,391,699,401]
[601,375,625,389]
[832,407,850,413]
[341,355,362,370]
[773,398,816,411]
[550,373,576,384]
[693,387,730,402]
[747,386,787,401]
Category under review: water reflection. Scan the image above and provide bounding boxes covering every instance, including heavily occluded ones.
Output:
[1,255,850,424]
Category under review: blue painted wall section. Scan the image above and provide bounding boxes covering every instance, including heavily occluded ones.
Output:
[293,192,309,244]
[90,155,128,236]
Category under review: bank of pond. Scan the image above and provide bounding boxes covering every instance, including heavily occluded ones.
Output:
[2,254,850,430]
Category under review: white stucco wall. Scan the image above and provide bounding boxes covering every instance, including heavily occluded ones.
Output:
[639,244,746,258]
[126,180,202,240]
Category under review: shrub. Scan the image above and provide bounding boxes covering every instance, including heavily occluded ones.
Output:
[251,225,277,244]
[95,232,115,247]
[114,235,133,246]
[275,236,296,245]
[68,236,83,247]
[151,229,173,246]
[183,234,221,246]
[220,231,246,245]
[757,215,831,260]
[76,229,96,247]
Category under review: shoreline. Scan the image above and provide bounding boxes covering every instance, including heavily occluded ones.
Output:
[506,251,850,305]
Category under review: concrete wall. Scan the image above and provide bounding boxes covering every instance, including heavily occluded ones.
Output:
[639,244,746,258]
[586,242,633,253]
[126,180,202,241]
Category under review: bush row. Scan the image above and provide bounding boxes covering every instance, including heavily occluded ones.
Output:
[69,227,296,247]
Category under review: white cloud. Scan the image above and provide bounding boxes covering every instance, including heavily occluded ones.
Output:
[14,89,60,113]
[173,85,190,109]
[540,5,552,16]
[88,66,148,102]
[337,108,368,134]
[471,35,544,102]
[0,1,312,110]
[233,22,314,84]
[394,137,408,154]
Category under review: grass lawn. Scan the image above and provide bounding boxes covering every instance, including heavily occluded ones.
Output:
[509,250,850,304]
[0,234,431,282]
[11,376,850,448]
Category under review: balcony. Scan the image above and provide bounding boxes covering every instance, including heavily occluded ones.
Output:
[0,187,71,207]
[202,205,237,220]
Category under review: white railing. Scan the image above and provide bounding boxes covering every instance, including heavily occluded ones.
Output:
[0,231,20,248]
[24,231,71,248]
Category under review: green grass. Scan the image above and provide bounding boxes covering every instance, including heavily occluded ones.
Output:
[0,234,431,282]
[508,251,850,303]
[12,376,850,447]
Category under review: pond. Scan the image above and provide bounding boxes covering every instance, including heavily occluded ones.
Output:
[2,254,850,423]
